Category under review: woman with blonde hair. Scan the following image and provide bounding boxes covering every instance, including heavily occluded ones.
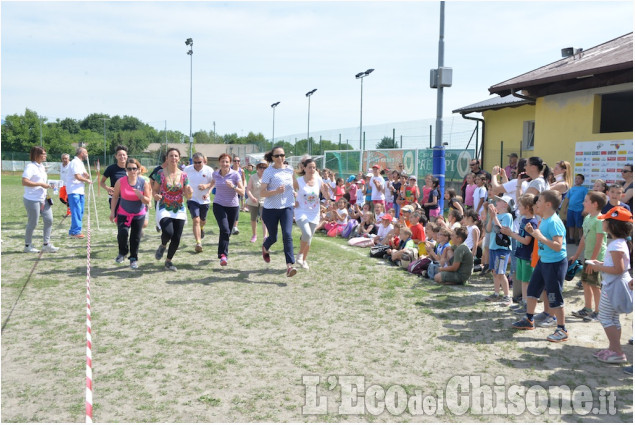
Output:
[550,160,573,195]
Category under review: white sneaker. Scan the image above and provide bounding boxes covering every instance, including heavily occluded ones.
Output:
[24,245,40,253]
[41,244,59,253]
[300,259,309,270]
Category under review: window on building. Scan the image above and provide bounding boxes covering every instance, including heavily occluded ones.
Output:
[522,120,535,151]
[599,91,633,133]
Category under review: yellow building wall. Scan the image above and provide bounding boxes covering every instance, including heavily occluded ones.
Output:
[481,83,633,172]
[482,104,535,171]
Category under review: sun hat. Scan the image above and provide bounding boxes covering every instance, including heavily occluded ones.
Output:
[381,214,393,221]
[409,175,417,180]
[598,206,633,222]
[401,205,414,213]
[372,164,381,169]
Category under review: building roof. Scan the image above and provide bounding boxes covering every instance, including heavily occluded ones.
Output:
[489,33,633,97]
[452,94,533,115]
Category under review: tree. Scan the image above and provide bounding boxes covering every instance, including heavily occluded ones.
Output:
[376,136,398,149]
[80,113,110,133]
[59,117,80,134]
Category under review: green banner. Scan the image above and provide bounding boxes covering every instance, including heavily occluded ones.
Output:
[417,149,474,182]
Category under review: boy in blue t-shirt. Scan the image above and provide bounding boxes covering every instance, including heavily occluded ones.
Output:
[513,190,569,343]
[501,193,538,314]
[484,195,514,305]
[566,174,588,244]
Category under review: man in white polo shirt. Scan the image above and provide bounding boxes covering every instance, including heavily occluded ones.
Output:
[184,152,215,252]
[370,164,386,208]
[65,147,92,238]
[59,153,72,217]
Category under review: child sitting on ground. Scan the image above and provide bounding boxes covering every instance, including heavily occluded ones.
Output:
[357,211,377,238]
[433,226,474,285]
[324,198,349,237]
[513,190,569,343]
[570,191,608,322]
[501,193,538,314]
[425,227,453,278]
[461,209,481,260]
[373,202,386,222]
[410,210,426,245]
[587,206,633,364]
[373,214,394,245]
[387,226,416,264]
[485,195,515,306]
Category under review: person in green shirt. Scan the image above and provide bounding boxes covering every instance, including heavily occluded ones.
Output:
[569,191,608,322]
[434,226,474,285]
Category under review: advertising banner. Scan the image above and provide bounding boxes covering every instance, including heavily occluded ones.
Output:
[574,140,633,187]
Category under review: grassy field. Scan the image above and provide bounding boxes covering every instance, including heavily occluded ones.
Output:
[1,173,633,422]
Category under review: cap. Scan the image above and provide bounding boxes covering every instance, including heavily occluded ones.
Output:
[507,153,519,158]
[494,194,514,205]
[598,206,633,222]
[356,180,364,184]
[347,175,356,183]
[401,205,414,213]
[372,164,381,169]
[408,175,417,180]
[381,214,393,221]
[258,160,268,166]
[365,173,372,178]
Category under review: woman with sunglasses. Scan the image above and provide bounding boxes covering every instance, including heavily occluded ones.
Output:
[110,158,151,269]
[621,163,633,210]
[260,147,298,277]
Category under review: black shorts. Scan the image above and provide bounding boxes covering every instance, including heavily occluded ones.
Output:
[526,258,567,308]
[187,200,210,221]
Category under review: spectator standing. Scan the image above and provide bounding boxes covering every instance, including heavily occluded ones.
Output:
[184,153,214,253]
[602,184,631,214]
[464,173,476,209]
[260,147,298,277]
[504,153,519,180]
[423,175,441,219]
[370,165,386,208]
[22,147,59,253]
[461,159,490,201]
[484,195,514,305]
[59,153,72,217]
[620,164,633,211]
[523,156,551,196]
[566,174,589,244]
[65,147,92,238]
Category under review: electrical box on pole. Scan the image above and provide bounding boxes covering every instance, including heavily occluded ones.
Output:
[430,67,453,88]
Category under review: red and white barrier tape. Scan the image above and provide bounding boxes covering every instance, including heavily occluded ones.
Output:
[85,192,93,423]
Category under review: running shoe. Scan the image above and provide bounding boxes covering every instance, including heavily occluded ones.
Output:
[572,308,592,319]
[250,235,257,243]
[115,254,126,264]
[165,261,177,272]
[547,328,569,342]
[512,317,535,330]
[220,255,228,266]
[500,296,513,307]
[195,243,203,253]
[262,246,270,263]
[41,244,59,253]
[155,244,166,260]
[286,266,297,277]
[24,245,40,253]
[537,315,557,327]
[597,351,627,364]
[200,228,205,239]
[484,293,501,302]
[130,260,139,270]
[533,311,549,323]
[623,366,633,375]
[70,234,86,239]
[582,311,599,322]
[232,227,240,235]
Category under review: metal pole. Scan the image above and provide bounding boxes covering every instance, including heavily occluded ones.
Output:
[100,118,109,165]
[359,77,364,155]
[272,106,276,149]
[39,116,43,147]
[307,96,311,156]
[433,1,447,211]
[393,128,396,147]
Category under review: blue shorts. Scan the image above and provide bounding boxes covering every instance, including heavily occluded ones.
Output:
[526,258,567,309]
[566,209,584,228]
[187,200,210,221]
[489,249,511,275]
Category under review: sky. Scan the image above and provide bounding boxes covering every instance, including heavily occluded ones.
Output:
[1,0,633,146]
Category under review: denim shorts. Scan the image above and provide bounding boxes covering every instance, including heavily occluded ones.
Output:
[489,249,511,275]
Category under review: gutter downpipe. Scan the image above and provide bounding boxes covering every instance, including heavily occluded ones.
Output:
[460,114,485,165]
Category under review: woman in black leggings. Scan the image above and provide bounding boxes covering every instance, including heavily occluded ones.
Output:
[151,148,192,271]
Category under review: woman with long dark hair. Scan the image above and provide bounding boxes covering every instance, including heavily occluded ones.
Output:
[294,157,330,269]
[260,147,298,277]
[151,148,192,271]
[523,156,551,196]
[110,158,151,269]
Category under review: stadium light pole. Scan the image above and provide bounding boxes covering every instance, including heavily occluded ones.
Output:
[356,68,374,163]
[271,101,280,151]
[305,89,317,156]
[185,37,194,163]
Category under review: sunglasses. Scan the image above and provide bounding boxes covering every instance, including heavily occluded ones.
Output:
[272,154,285,158]
[193,161,203,164]
[622,169,632,173]
[234,160,240,162]
[126,167,138,171]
